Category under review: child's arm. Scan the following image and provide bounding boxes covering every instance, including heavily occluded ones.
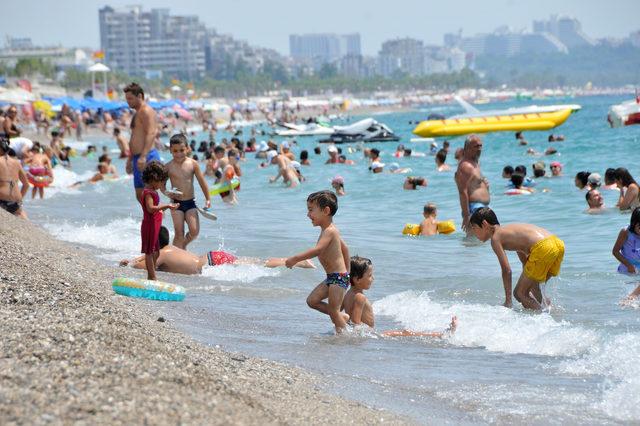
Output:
[285,230,333,268]
[612,229,635,274]
[193,159,211,208]
[120,255,146,269]
[491,237,513,307]
[145,193,178,213]
[340,238,350,273]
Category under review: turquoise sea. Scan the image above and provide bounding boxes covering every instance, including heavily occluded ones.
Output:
[27,95,640,423]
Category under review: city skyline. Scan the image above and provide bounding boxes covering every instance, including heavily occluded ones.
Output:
[2,0,638,55]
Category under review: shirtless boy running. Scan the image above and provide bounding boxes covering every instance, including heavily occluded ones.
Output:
[469,207,565,310]
[165,134,211,249]
[285,191,350,332]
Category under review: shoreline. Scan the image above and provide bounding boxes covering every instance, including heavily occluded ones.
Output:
[0,210,408,424]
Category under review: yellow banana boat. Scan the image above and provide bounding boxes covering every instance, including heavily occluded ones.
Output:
[413,107,578,138]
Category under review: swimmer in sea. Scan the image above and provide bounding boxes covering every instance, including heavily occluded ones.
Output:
[585,189,605,214]
[342,256,457,337]
[120,226,315,275]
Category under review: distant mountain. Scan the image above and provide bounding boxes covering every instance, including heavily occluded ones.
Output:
[476,43,640,87]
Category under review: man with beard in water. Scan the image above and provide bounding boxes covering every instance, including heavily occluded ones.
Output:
[124,83,159,201]
[455,134,490,235]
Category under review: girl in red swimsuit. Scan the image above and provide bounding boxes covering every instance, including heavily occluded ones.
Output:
[139,161,178,280]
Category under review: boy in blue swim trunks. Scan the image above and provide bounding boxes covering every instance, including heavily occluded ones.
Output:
[285,190,351,333]
[165,134,211,249]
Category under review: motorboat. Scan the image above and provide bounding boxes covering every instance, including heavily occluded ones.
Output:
[273,121,335,137]
[413,97,581,137]
[608,96,640,128]
[319,118,400,144]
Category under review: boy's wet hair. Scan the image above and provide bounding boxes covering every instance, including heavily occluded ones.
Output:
[214,146,225,154]
[170,133,188,146]
[423,203,437,215]
[370,148,380,158]
[514,165,526,175]
[435,149,447,163]
[604,168,617,185]
[350,256,372,284]
[470,207,500,227]
[123,82,144,98]
[313,146,321,155]
[630,207,640,235]
[503,165,514,175]
[300,150,309,160]
[159,226,170,248]
[98,154,109,163]
[307,190,338,216]
[141,161,168,184]
[511,173,525,187]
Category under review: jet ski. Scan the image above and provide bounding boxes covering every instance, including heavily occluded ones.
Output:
[319,118,400,144]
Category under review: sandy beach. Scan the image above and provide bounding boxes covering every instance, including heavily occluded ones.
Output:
[0,210,408,425]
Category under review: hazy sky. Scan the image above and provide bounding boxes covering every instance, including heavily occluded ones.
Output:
[3,0,638,55]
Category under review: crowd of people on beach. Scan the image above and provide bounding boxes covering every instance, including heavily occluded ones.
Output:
[1,82,640,335]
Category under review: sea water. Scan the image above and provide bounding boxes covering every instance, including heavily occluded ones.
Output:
[28,95,640,423]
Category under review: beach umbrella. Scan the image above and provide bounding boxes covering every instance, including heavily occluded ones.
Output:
[0,87,36,105]
[173,104,193,121]
[32,100,55,118]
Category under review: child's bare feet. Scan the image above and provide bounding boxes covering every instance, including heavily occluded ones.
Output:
[341,312,350,324]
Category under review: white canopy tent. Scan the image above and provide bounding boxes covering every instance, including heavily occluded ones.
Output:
[88,63,110,99]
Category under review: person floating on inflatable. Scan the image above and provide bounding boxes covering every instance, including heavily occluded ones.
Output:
[343,256,457,337]
[402,203,456,237]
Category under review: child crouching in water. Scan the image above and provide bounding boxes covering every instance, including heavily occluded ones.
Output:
[343,256,457,337]
[469,207,564,310]
[613,207,640,303]
[140,161,178,280]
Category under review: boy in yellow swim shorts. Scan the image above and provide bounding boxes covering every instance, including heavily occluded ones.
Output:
[469,207,565,310]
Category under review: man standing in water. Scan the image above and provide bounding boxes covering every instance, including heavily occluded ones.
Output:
[455,134,490,234]
[124,83,159,201]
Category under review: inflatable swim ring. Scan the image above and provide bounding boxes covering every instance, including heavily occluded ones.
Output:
[437,220,456,234]
[27,167,53,188]
[209,178,240,196]
[505,188,531,196]
[402,223,421,236]
[112,277,185,301]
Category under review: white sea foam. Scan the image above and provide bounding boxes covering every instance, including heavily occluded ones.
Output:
[44,217,139,254]
[201,263,280,283]
[374,290,599,356]
[558,332,640,421]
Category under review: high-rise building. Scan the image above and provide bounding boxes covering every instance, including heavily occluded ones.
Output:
[377,38,424,77]
[532,15,594,48]
[99,5,207,79]
[289,33,361,68]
